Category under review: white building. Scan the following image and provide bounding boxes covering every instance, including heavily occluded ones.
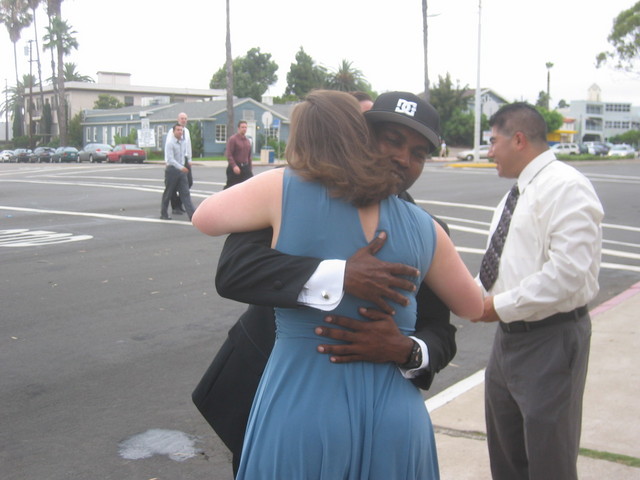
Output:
[565,84,640,142]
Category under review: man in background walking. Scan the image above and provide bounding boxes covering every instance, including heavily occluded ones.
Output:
[224,120,253,189]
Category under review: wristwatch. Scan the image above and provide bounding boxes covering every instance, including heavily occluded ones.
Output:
[400,339,423,370]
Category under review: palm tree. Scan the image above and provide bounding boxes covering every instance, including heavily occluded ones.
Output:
[327,60,366,92]
[0,0,32,89]
[63,62,94,82]
[225,0,234,142]
[43,13,77,144]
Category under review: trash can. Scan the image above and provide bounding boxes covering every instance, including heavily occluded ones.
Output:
[261,147,275,163]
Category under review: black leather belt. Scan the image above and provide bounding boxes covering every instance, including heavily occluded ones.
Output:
[500,305,588,333]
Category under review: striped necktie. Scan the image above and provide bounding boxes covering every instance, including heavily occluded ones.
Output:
[479,183,520,290]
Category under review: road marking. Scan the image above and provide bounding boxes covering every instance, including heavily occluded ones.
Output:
[0,206,192,225]
[425,369,485,412]
[0,229,93,247]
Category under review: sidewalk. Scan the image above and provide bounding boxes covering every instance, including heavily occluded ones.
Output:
[428,281,640,480]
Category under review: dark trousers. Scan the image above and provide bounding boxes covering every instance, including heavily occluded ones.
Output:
[171,164,193,211]
[485,313,591,480]
[161,167,195,218]
[224,164,253,189]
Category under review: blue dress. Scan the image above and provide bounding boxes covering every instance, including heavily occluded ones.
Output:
[237,169,439,479]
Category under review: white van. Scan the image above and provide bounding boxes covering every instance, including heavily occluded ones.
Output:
[551,143,580,155]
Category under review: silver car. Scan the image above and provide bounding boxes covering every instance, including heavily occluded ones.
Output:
[456,144,491,162]
[78,143,113,163]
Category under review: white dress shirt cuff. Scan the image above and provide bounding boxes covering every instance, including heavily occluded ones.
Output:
[399,336,430,379]
[297,259,346,311]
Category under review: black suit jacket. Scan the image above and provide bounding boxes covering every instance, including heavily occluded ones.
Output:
[192,212,456,465]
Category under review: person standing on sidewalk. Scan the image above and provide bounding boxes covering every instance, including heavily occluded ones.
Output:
[160,124,195,220]
[471,102,604,480]
[224,120,253,189]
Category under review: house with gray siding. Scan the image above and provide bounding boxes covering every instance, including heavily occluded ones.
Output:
[81,98,295,157]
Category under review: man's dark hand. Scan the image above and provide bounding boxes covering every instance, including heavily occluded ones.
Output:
[344,232,419,314]
[315,307,414,365]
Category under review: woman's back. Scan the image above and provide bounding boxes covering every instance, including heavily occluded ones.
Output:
[236,170,440,480]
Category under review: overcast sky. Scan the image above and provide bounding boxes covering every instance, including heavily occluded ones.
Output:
[2,0,639,107]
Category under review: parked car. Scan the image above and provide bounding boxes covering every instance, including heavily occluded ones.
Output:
[78,143,113,163]
[51,146,80,163]
[550,143,580,155]
[105,144,146,163]
[30,146,56,163]
[0,149,14,162]
[583,141,610,156]
[607,144,637,158]
[14,148,33,162]
[456,144,491,162]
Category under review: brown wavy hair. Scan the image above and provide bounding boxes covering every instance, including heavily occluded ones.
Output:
[285,90,400,207]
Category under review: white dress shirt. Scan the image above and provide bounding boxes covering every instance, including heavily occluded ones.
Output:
[482,149,604,323]
[164,126,191,162]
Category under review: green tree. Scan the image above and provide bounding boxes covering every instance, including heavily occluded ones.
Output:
[41,98,52,141]
[536,106,564,134]
[210,47,278,101]
[285,47,327,98]
[12,102,24,137]
[93,94,123,109]
[67,110,82,147]
[43,12,77,145]
[63,62,94,82]
[596,1,640,71]
[189,121,203,158]
[428,73,471,144]
[535,90,550,108]
[609,129,640,146]
[326,59,371,92]
[443,109,488,146]
[114,128,137,145]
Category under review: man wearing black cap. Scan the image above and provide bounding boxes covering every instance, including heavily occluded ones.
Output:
[192,92,454,476]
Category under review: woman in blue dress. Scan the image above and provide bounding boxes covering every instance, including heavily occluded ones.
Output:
[193,90,483,479]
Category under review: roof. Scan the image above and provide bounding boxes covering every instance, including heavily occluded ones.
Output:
[83,98,295,124]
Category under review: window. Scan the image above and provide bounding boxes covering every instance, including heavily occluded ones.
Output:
[264,127,280,139]
[242,110,255,121]
[605,103,630,112]
[216,124,227,143]
[586,104,602,115]
[124,96,134,106]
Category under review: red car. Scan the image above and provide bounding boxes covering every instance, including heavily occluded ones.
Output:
[105,144,147,163]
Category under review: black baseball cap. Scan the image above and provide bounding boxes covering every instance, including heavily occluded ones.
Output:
[365,92,441,152]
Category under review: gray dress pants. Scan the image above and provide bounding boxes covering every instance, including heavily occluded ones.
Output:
[484,313,591,480]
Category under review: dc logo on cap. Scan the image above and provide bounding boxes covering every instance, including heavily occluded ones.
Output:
[395,99,417,117]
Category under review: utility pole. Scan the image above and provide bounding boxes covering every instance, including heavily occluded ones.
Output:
[473,0,482,162]
[546,62,554,110]
[422,0,429,102]
[27,40,34,148]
